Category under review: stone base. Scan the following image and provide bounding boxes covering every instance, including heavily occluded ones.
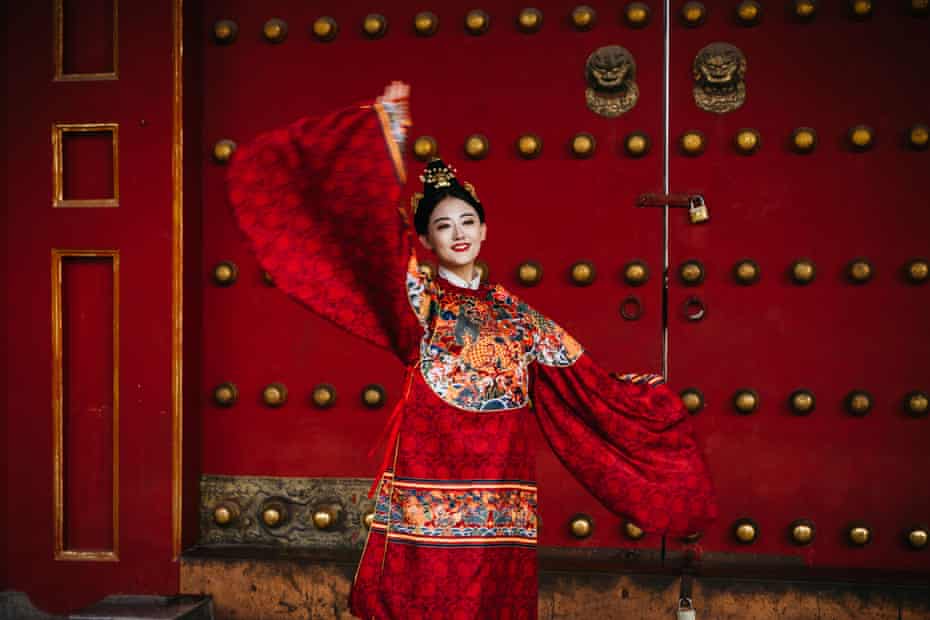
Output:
[180,548,930,619]
[1,591,60,620]
[0,594,212,620]
[70,595,212,620]
[181,550,357,620]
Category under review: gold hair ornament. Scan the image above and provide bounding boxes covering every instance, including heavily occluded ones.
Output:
[418,162,457,189]
[463,182,479,203]
[411,165,480,214]
[411,192,424,213]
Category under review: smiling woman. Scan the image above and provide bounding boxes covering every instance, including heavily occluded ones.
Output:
[226,81,717,620]
[414,160,487,284]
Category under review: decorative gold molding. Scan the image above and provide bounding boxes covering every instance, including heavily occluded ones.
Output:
[51,249,120,562]
[51,123,120,208]
[171,0,184,560]
[53,0,119,81]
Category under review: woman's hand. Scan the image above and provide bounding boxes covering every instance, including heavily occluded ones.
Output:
[381,80,410,105]
[378,81,412,144]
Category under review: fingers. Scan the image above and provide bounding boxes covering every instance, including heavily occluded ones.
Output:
[383,80,411,102]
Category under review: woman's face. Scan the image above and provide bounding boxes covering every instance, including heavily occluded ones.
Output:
[418,197,486,272]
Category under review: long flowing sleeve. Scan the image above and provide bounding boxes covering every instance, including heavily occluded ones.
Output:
[225,99,428,362]
[527,308,718,537]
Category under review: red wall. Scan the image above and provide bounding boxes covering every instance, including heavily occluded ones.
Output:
[4,1,191,612]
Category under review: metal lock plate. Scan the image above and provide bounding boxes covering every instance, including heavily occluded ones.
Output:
[688,196,709,224]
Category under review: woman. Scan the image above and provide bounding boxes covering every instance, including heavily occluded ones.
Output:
[226,81,717,619]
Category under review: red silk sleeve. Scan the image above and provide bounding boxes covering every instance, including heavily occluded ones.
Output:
[530,353,718,537]
[225,100,424,362]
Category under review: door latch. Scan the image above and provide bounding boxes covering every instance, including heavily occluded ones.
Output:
[636,193,710,224]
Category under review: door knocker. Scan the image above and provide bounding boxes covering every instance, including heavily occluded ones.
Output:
[619,295,643,321]
[683,296,706,321]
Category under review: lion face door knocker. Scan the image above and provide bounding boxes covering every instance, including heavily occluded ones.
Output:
[693,42,747,114]
[585,45,639,118]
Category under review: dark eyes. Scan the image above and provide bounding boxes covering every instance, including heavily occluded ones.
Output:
[435,219,475,231]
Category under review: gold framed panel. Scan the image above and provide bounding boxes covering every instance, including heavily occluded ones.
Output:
[51,249,120,562]
[53,0,119,81]
[171,0,184,558]
[51,123,120,208]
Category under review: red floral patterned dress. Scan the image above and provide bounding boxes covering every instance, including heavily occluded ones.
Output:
[226,98,718,620]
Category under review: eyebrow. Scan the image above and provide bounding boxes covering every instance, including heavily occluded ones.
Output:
[431,213,477,224]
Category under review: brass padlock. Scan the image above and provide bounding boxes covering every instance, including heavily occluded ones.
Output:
[688,195,709,224]
[677,597,696,620]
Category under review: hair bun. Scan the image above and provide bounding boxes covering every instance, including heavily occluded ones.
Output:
[418,158,459,191]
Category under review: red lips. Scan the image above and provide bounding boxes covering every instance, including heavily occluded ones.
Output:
[451,243,471,252]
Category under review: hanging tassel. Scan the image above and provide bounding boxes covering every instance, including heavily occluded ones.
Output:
[366,362,419,499]
[367,363,420,576]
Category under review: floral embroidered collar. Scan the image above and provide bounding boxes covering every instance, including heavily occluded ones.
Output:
[438,265,481,290]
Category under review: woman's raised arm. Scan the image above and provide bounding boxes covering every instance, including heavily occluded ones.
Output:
[225,88,427,363]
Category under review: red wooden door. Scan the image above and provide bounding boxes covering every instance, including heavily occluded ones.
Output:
[199,0,667,550]
[4,1,188,612]
[666,1,930,575]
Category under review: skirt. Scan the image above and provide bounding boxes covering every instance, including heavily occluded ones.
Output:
[349,371,539,619]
